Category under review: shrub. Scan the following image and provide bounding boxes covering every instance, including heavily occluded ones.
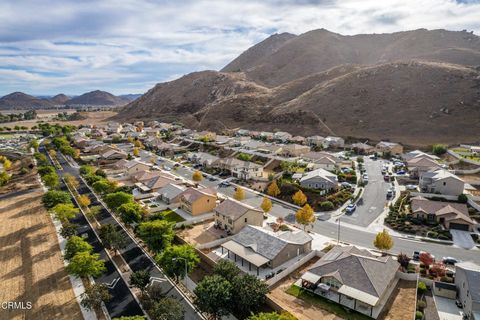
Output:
[320,201,334,211]
[415,311,423,320]
[416,300,426,311]
[440,276,453,283]
[417,281,427,294]
[458,194,468,203]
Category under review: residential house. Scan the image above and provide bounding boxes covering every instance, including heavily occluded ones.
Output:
[214,135,232,145]
[455,261,480,320]
[112,159,151,176]
[302,152,341,171]
[403,150,440,162]
[300,168,338,191]
[220,225,312,274]
[142,174,179,193]
[279,144,311,157]
[213,157,263,180]
[178,187,217,216]
[214,198,264,234]
[352,142,376,155]
[243,140,268,151]
[289,136,306,145]
[259,131,274,141]
[419,169,465,196]
[375,141,403,155]
[323,136,345,149]
[306,135,325,147]
[99,148,129,161]
[105,122,122,134]
[300,245,399,319]
[410,196,476,231]
[157,183,186,205]
[187,152,220,168]
[236,129,250,136]
[407,156,442,178]
[273,131,292,142]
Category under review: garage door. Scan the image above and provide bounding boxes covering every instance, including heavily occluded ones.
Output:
[449,223,470,231]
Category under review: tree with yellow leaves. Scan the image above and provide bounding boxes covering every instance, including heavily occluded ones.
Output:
[49,149,57,158]
[295,204,315,230]
[2,158,12,171]
[64,173,80,190]
[192,171,203,183]
[233,187,245,201]
[267,180,281,197]
[292,190,307,206]
[373,229,394,252]
[133,148,140,157]
[127,136,134,143]
[260,197,272,214]
[133,140,144,149]
[77,194,91,208]
[73,148,81,159]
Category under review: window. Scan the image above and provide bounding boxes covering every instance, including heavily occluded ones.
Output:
[443,182,446,186]
[244,218,247,223]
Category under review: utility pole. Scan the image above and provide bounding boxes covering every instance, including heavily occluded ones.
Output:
[336,217,341,244]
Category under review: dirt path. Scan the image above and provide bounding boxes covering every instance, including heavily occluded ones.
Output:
[0,188,83,320]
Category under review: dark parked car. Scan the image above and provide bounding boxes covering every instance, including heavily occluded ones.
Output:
[443,257,459,265]
[265,272,275,280]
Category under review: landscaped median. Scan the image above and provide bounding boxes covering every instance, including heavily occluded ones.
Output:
[286,285,372,320]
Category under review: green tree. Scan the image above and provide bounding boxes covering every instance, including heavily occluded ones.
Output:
[117,201,144,224]
[85,205,102,221]
[136,220,174,253]
[194,275,232,319]
[373,229,394,252]
[29,139,39,151]
[432,144,447,156]
[38,165,56,176]
[81,283,111,311]
[93,179,116,194]
[213,259,241,282]
[156,244,200,281]
[64,235,93,260]
[34,152,49,166]
[98,224,127,255]
[248,311,297,320]
[150,297,184,320]
[320,201,334,211]
[42,190,72,208]
[105,192,134,211]
[66,251,106,278]
[51,203,79,222]
[231,274,269,318]
[130,270,151,293]
[60,221,77,239]
[79,165,97,176]
[42,172,59,189]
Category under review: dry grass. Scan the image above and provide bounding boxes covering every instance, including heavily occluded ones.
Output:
[2,110,116,129]
[0,164,82,320]
[383,280,417,320]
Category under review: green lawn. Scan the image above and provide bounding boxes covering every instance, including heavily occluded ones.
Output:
[161,209,185,223]
[286,285,372,320]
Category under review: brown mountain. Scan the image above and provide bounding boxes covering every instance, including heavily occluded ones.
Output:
[50,94,69,104]
[0,92,54,110]
[66,90,130,106]
[114,29,480,146]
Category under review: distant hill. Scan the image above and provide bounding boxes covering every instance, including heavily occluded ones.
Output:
[0,92,54,110]
[66,90,130,106]
[119,94,143,102]
[114,28,480,146]
[50,94,70,104]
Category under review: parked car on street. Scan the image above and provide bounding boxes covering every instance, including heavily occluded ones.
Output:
[362,174,369,182]
[219,181,231,187]
[345,203,357,214]
[386,189,395,199]
[405,184,418,190]
[443,257,459,265]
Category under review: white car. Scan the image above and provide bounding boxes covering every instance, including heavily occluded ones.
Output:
[363,174,369,182]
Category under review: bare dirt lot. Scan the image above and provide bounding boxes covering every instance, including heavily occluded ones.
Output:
[176,220,220,246]
[2,110,116,129]
[0,158,82,320]
[382,280,417,320]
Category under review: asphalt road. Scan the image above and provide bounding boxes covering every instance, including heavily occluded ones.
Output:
[341,158,391,227]
[58,152,203,320]
[40,147,144,318]
[158,154,480,265]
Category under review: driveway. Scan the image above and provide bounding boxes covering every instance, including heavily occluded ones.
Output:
[434,296,463,320]
[450,229,476,249]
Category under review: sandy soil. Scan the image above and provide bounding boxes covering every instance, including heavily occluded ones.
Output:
[176,220,220,246]
[383,280,417,320]
[2,111,116,129]
[0,159,82,320]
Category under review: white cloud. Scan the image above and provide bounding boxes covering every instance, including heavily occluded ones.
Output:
[0,0,479,95]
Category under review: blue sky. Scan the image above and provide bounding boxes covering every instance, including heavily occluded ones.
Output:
[0,0,479,96]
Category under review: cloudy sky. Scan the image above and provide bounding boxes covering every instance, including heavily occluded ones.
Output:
[1,0,479,96]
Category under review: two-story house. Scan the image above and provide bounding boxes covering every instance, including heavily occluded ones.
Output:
[214,198,263,234]
[419,169,465,196]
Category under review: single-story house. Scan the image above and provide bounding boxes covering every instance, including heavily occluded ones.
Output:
[178,187,217,216]
[112,159,151,176]
[455,261,480,320]
[214,198,264,234]
[100,148,129,161]
[273,131,292,142]
[410,196,476,231]
[300,168,338,191]
[419,169,465,196]
[352,142,376,155]
[187,152,220,168]
[142,174,179,193]
[220,225,312,274]
[300,245,399,319]
[375,141,403,155]
[403,150,440,162]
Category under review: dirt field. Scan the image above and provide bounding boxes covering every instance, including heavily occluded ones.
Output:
[0,158,82,320]
[2,110,116,129]
[176,220,220,245]
[267,257,344,320]
[383,280,417,320]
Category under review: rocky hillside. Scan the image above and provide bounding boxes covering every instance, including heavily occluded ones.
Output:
[50,94,70,104]
[66,90,130,106]
[0,92,54,109]
[114,28,480,145]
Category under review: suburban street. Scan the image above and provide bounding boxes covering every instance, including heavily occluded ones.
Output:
[41,147,144,318]
[58,152,204,320]
[341,158,391,227]
[156,153,480,265]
